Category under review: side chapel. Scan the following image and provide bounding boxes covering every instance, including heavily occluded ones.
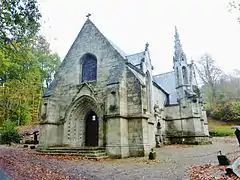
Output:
[38,16,211,158]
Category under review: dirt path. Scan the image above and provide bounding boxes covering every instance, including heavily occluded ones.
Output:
[0,137,239,180]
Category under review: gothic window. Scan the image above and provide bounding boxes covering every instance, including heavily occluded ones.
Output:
[146,71,152,112]
[81,53,97,82]
[182,66,188,84]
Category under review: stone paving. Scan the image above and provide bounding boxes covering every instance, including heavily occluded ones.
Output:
[1,137,240,180]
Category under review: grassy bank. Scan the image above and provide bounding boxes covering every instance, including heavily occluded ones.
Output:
[208,119,236,136]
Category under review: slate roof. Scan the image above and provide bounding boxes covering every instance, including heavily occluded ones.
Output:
[107,39,127,59]
[126,52,145,66]
[44,19,179,104]
[153,71,178,104]
[43,79,57,97]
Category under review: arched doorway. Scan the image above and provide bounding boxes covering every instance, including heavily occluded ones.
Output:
[85,110,99,146]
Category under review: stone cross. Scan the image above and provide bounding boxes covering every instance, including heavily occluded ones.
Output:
[86,13,91,18]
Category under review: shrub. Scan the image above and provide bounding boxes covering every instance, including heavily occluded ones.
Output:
[211,102,240,121]
[0,120,21,144]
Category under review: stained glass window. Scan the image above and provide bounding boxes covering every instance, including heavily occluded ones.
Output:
[82,53,97,82]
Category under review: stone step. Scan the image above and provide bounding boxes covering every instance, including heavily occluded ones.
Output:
[37,147,108,159]
[47,147,105,151]
[37,152,109,160]
[41,150,107,157]
[45,149,106,154]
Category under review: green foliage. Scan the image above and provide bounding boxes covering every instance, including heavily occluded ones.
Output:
[0,120,21,144]
[0,0,41,47]
[0,34,60,126]
[208,119,235,137]
[210,102,240,121]
[0,0,61,127]
[209,130,234,137]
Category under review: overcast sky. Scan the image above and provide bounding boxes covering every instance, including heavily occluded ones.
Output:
[38,0,240,75]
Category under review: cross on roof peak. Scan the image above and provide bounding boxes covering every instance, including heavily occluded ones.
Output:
[86,13,91,19]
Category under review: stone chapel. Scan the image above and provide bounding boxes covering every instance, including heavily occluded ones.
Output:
[38,16,211,158]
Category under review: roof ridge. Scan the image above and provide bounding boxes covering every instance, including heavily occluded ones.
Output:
[153,71,174,77]
[87,19,127,59]
[126,51,145,57]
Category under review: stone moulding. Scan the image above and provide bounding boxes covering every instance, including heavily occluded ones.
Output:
[163,116,201,121]
[104,114,149,119]
[39,121,63,125]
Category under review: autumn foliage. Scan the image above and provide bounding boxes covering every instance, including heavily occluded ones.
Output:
[210,102,240,122]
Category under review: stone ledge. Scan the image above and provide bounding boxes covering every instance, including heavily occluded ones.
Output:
[164,136,212,145]
[104,114,149,119]
[39,121,63,125]
[163,116,201,121]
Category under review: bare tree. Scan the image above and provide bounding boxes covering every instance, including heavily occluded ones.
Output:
[228,1,240,23]
[195,53,223,107]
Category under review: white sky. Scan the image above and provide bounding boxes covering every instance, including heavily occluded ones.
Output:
[38,0,240,75]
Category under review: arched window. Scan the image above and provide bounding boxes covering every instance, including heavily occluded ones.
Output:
[81,53,97,82]
[145,71,152,112]
[182,66,188,84]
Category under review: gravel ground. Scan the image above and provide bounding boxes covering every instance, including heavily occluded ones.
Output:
[1,137,240,180]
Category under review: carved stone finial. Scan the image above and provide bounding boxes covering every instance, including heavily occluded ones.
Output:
[145,42,149,51]
[86,13,91,19]
[174,26,181,49]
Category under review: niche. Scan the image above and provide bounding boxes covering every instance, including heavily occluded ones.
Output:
[109,91,117,111]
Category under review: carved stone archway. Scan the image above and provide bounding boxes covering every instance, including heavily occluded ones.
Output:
[63,95,102,147]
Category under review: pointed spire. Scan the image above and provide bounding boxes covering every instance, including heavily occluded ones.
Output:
[174,26,182,49]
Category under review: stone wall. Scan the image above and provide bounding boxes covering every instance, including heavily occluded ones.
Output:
[128,118,150,157]
[39,19,127,150]
[38,123,64,148]
[126,68,143,116]
[163,103,210,145]
[39,18,211,158]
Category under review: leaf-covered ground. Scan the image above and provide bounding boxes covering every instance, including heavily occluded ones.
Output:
[1,137,240,180]
[0,147,72,180]
[189,163,238,180]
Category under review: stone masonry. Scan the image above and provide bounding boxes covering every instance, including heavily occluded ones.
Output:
[38,17,211,158]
